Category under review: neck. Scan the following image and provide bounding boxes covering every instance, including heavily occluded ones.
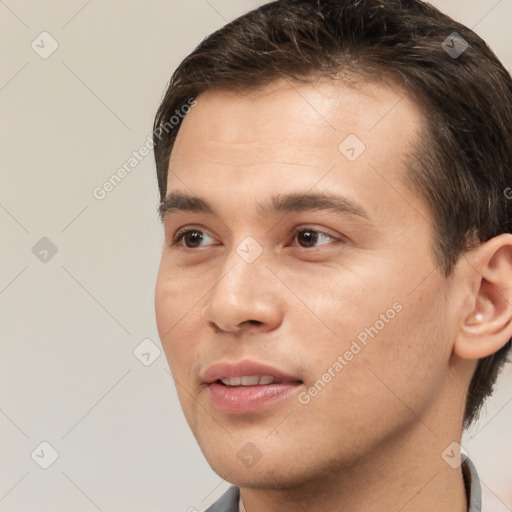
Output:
[239,423,468,512]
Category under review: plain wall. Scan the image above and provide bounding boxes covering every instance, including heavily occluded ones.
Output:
[1,1,511,510]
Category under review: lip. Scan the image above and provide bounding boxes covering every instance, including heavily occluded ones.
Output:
[202,359,303,414]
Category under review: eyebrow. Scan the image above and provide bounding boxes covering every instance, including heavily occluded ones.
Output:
[159,190,372,224]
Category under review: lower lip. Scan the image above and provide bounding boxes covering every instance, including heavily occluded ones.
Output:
[207,381,301,414]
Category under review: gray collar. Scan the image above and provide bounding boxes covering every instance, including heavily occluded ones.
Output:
[204,485,239,512]
[463,456,482,512]
[204,456,482,512]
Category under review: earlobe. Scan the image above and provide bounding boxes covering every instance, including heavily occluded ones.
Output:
[454,233,512,360]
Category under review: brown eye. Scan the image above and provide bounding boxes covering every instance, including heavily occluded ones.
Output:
[294,228,335,248]
[296,229,319,248]
[173,229,215,248]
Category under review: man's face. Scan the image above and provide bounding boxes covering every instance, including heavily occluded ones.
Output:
[155,78,459,487]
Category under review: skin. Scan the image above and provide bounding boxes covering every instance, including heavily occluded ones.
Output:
[155,77,512,512]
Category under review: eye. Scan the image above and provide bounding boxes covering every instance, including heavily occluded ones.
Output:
[172,228,216,249]
[171,226,340,250]
[292,227,338,248]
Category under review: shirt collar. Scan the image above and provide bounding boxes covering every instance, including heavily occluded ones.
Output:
[463,456,483,512]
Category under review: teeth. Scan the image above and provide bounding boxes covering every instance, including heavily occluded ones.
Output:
[223,376,241,386]
[220,376,276,386]
[241,376,261,386]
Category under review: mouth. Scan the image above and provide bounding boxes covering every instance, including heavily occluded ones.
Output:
[217,375,288,386]
[202,361,304,414]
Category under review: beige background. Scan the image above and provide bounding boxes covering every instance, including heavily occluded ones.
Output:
[1,0,511,510]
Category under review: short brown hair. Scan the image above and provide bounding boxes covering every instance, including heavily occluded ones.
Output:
[153,0,512,427]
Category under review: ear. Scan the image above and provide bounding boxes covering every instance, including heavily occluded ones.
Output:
[454,233,512,360]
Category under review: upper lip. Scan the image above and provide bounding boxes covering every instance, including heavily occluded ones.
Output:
[202,359,302,384]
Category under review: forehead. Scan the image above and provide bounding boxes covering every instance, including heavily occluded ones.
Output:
[170,77,422,172]
[166,77,428,229]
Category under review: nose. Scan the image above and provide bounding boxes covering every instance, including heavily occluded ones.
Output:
[202,248,283,335]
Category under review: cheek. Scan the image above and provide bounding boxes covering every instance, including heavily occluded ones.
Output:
[284,263,400,347]
[348,279,449,409]
[303,268,449,413]
[154,267,177,342]
[155,264,200,373]
[294,299,447,450]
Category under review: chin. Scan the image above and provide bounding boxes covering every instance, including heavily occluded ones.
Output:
[210,461,308,491]
[200,438,336,492]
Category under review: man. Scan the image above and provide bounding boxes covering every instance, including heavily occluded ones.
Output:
[152,0,512,510]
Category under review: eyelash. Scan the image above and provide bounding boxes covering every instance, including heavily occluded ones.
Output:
[171,226,340,250]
